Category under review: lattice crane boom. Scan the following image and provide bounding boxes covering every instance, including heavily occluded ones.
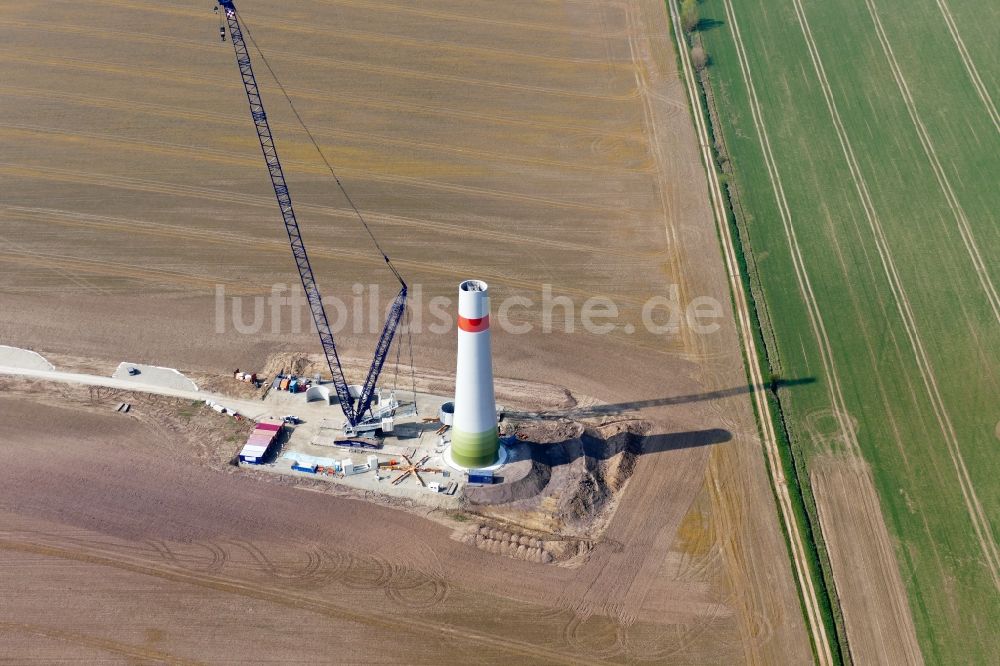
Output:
[217,0,407,426]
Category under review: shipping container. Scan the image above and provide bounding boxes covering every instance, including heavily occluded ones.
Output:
[467,469,494,484]
[239,443,268,463]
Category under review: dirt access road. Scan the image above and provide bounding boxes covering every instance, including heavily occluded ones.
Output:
[0,0,811,661]
[665,0,834,661]
[0,364,272,417]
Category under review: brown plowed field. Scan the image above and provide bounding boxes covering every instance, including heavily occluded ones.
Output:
[0,0,810,661]
[812,458,924,665]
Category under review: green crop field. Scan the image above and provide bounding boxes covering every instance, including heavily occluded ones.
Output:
[692,0,1000,661]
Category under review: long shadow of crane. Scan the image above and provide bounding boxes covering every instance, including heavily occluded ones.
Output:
[511,377,816,421]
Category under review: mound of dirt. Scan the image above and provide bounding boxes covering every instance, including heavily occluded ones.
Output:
[462,419,652,552]
[460,442,551,505]
[192,372,267,401]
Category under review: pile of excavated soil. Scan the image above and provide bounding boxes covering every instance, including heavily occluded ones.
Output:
[463,419,650,550]
[191,372,267,401]
[0,0,814,658]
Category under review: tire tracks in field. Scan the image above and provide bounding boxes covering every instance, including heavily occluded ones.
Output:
[706,451,778,660]
[932,0,1000,134]
[724,1,858,657]
[227,539,329,587]
[0,622,201,665]
[0,204,657,305]
[0,248,265,295]
[621,0,692,353]
[791,0,1000,590]
[0,537,595,666]
[0,203,696,359]
[0,122,633,216]
[811,460,925,665]
[861,0,1000,325]
[723,0,863,462]
[119,0,619,67]
[668,1,834,662]
[0,226,112,296]
[0,48,639,140]
[0,187,647,264]
[0,201,692,358]
[0,83,654,175]
[313,0,629,39]
[562,615,627,660]
[71,1,639,100]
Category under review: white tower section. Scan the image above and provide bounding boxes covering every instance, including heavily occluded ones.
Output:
[451,280,500,468]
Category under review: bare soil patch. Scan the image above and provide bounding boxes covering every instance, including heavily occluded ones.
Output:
[461,420,649,564]
[812,456,924,665]
[0,0,810,661]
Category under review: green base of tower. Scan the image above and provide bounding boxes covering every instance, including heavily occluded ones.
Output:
[451,427,500,468]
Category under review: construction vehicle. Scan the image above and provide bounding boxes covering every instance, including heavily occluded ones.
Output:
[216,0,409,434]
[342,388,398,436]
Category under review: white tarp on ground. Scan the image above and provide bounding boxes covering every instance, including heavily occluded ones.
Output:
[0,346,55,371]
[113,362,198,391]
[280,452,345,468]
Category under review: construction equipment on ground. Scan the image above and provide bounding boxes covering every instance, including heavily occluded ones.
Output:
[334,438,382,450]
[389,454,438,487]
[216,0,413,433]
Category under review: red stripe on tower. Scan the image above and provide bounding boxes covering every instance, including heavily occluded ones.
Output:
[458,314,489,333]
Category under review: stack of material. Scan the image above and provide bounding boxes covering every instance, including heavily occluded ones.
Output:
[238,418,283,464]
[205,400,241,419]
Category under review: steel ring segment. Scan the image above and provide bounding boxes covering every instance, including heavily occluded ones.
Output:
[457,315,489,333]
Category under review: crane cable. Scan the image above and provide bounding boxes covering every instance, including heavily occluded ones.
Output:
[215,6,225,41]
[233,7,405,287]
[390,305,419,413]
[228,7,417,407]
[405,306,417,413]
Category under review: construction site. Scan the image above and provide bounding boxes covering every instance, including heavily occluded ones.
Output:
[0,0,815,663]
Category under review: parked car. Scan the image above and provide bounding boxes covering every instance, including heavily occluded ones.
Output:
[127,367,140,376]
